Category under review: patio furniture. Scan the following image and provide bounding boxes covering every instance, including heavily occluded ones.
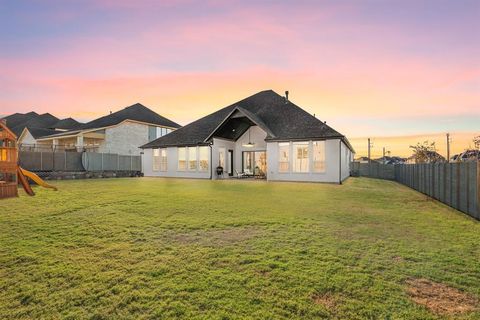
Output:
[235,169,247,179]
[216,166,224,179]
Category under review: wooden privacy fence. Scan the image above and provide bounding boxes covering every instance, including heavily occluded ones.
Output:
[19,151,141,172]
[394,162,479,220]
[351,162,395,180]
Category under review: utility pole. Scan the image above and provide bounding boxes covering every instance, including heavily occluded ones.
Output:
[368,138,373,176]
[446,133,450,162]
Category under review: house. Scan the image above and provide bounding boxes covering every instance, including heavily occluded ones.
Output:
[1,112,83,151]
[36,103,181,155]
[406,151,445,164]
[141,90,355,183]
[456,150,480,162]
[374,156,406,165]
[355,156,376,164]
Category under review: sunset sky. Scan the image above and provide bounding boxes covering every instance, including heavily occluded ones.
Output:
[1,0,478,157]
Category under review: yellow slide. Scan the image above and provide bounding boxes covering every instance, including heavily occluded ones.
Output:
[19,167,58,191]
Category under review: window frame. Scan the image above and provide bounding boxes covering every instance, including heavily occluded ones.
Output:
[188,147,197,171]
[198,146,209,172]
[293,141,309,173]
[177,147,186,171]
[278,142,290,173]
[312,140,326,173]
[153,148,161,171]
[160,148,168,171]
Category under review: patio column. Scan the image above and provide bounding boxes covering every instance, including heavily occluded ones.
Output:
[52,138,58,152]
[76,135,84,152]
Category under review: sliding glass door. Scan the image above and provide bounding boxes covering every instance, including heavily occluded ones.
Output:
[242,151,267,175]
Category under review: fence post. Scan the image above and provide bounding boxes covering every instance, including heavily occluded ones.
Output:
[130,156,133,171]
[64,151,67,171]
[117,154,119,171]
[40,151,43,171]
[477,161,480,219]
[101,153,104,171]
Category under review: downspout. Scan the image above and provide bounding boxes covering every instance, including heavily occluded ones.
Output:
[209,142,213,180]
[339,139,342,185]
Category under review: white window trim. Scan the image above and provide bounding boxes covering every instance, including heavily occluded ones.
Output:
[312,140,326,173]
[276,140,329,175]
[160,148,167,172]
[153,148,160,172]
[198,146,209,172]
[177,147,187,171]
[188,146,198,171]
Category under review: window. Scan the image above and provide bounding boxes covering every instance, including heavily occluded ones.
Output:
[313,141,326,172]
[188,147,197,170]
[293,142,309,172]
[199,146,209,171]
[178,147,186,170]
[218,148,225,168]
[160,148,167,171]
[153,149,161,171]
[278,142,290,173]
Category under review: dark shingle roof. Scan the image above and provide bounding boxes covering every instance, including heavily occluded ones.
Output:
[79,103,181,131]
[9,113,59,137]
[2,111,38,129]
[142,90,351,149]
[50,117,82,130]
[25,127,64,139]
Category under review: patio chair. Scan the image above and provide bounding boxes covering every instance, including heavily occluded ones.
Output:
[235,169,247,179]
[244,168,253,177]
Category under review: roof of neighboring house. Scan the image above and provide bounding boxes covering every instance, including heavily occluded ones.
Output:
[1,112,85,140]
[50,117,82,130]
[2,111,39,129]
[38,103,182,139]
[24,127,64,139]
[79,103,181,131]
[10,113,59,137]
[142,90,353,151]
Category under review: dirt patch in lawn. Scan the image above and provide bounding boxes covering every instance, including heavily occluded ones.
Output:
[169,226,261,247]
[406,278,479,315]
[312,293,337,310]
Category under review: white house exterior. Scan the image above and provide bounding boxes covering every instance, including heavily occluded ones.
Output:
[35,103,180,155]
[142,90,354,183]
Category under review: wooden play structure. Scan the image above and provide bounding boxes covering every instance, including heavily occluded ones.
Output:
[0,120,18,198]
[0,120,57,199]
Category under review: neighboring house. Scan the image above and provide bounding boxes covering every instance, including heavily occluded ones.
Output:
[141,90,355,183]
[1,112,83,150]
[355,156,376,164]
[456,150,480,162]
[374,156,406,165]
[406,151,445,164]
[36,103,180,155]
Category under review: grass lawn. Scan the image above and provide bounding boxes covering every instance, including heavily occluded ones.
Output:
[1,177,479,319]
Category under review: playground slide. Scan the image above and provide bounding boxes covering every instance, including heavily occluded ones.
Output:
[19,167,58,191]
[17,168,35,196]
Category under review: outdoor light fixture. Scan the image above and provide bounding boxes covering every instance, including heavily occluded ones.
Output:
[242,127,255,148]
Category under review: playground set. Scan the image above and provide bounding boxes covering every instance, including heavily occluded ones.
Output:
[0,120,57,199]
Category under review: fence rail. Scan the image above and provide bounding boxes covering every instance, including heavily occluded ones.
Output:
[352,161,480,220]
[19,151,141,172]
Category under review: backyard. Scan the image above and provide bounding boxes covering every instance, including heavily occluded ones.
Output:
[0,177,479,319]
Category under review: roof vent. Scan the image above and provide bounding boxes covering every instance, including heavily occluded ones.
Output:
[285,91,289,103]
[110,111,112,114]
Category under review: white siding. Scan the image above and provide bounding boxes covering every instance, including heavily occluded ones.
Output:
[142,147,211,179]
[267,139,343,183]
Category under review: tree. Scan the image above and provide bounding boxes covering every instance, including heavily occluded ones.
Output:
[409,140,445,163]
[474,135,480,150]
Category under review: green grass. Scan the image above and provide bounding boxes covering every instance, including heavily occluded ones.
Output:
[0,177,479,319]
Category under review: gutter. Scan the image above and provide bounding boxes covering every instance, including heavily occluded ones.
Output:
[339,139,342,185]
